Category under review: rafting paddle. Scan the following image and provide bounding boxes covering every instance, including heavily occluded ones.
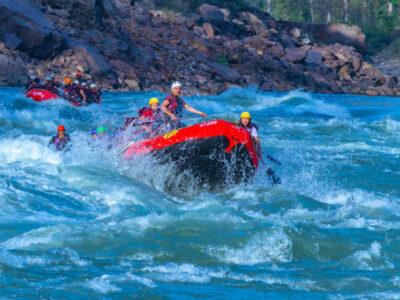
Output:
[118,121,163,155]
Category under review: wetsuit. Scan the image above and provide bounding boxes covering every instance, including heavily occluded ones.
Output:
[49,134,71,151]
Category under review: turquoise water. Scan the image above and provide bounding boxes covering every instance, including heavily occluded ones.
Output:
[0,87,399,298]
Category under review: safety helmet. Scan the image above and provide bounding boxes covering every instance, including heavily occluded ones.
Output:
[76,72,83,77]
[81,82,87,86]
[65,78,72,84]
[91,129,97,135]
[29,75,35,79]
[50,74,55,78]
[149,97,159,106]
[74,80,79,84]
[97,127,106,134]
[90,83,96,88]
[45,76,51,81]
[240,112,251,119]
[171,81,182,91]
[58,125,65,132]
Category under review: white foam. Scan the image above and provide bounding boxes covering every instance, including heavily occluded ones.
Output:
[0,248,51,268]
[229,272,316,291]
[2,225,67,250]
[0,137,61,165]
[142,263,226,283]
[343,241,394,271]
[207,229,292,265]
[86,275,121,294]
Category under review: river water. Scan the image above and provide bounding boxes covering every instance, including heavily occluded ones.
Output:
[0,87,399,298]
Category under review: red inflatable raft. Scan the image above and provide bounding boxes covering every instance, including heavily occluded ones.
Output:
[122,120,259,187]
[26,89,58,101]
[25,89,84,107]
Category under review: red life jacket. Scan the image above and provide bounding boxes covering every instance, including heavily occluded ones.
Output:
[138,107,151,116]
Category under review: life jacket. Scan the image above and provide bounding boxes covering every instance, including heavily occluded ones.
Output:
[165,95,185,118]
[52,134,70,150]
[138,107,162,121]
[138,106,151,116]
[240,122,258,131]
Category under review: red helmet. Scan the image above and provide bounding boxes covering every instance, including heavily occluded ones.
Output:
[58,125,65,132]
[76,72,83,77]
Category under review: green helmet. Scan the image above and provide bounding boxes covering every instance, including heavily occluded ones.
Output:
[97,127,107,134]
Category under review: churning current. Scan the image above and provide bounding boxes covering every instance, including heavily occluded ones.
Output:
[0,87,399,298]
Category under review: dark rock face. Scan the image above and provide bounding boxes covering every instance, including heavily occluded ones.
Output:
[0,0,65,58]
[0,0,398,96]
[0,53,28,86]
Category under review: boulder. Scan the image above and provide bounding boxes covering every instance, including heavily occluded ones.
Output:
[265,41,284,58]
[365,90,378,96]
[239,11,271,38]
[203,23,214,38]
[338,64,352,81]
[289,27,301,39]
[125,79,140,91]
[305,50,323,66]
[0,0,65,58]
[0,54,27,86]
[285,48,307,63]
[63,42,111,78]
[189,37,210,56]
[358,61,385,85]
[220,8,230,21]
[197,4,224,25]
[109,59,138,80]
[193,26,205,36]
[195,52,241,82]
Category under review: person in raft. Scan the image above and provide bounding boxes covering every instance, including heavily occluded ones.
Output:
[49,125,71,151]
[238,112,262,158]
[161,81,207,129]
[137,97,163,132]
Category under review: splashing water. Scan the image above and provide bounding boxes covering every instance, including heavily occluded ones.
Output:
[1,87,400,298]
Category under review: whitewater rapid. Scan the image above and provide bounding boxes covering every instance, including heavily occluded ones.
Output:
[0,87,399,298]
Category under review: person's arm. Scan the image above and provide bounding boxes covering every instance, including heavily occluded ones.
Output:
[142,125,151,132]
[183,104,207,118]
[80,90,87,102]
[161,99,178,121]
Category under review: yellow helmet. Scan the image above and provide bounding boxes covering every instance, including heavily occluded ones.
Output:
[240,112,251,119]
[149,97,159,106]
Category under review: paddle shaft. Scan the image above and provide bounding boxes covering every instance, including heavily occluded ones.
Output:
[118,121,163,155]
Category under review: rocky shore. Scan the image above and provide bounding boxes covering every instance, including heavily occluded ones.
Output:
[0,0,399,96]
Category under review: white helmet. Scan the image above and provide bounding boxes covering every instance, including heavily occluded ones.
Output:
[45,76,51,81]
[30,75,35,79]
[50,74,55,78]
[74,80,79,84]
[90,83,96,88]
[171,81,182,91]
[81,82,87,86]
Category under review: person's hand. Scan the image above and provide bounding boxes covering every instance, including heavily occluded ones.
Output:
[172,115,178,122]
[201,113,207,118]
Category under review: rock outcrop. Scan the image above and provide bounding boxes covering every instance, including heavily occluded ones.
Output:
[0,0,398,96]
